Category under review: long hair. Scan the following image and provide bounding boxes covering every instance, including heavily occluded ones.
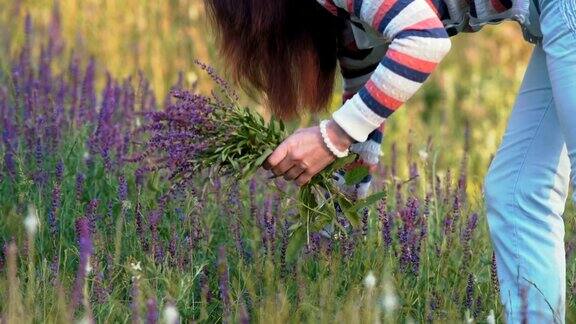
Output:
[204,0,343,119]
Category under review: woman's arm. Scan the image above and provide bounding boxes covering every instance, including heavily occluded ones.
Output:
[322,0,452,142]
[264,0,450,185]
[337,22,389,96]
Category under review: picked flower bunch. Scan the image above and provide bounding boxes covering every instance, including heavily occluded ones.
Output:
[130,64,385,259]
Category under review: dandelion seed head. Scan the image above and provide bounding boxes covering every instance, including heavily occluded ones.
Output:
[382,279,399,313]
[24,204,40,235]
[486,310,496,324]
[364,271,376,290]
[86,256,93,274]
[418,149,429,162]
[163,303,180,324]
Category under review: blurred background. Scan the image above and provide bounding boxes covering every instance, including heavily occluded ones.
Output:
[0,0,533,201]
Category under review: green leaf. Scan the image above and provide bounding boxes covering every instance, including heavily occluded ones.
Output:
[325,154,357,174]
[344,166,369,186]
[254,148,273,167]
[337,196,360,228]
[286,225,307,263]
[348,191,386,212]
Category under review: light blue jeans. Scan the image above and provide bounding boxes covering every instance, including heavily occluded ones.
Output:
[485,0,576,322]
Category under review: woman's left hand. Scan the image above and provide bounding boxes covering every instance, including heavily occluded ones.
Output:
[263,119,354,186]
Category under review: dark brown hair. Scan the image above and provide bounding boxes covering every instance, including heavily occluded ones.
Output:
[204,0,343,119]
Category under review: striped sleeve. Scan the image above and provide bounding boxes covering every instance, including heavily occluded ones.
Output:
[337,22,389,94]
[318,0,451,142]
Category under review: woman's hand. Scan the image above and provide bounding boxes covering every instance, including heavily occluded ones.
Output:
[263,119,354,186]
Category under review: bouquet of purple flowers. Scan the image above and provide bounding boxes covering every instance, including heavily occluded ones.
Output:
[130,64,385,258]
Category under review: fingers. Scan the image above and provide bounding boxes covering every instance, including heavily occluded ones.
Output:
[272,157,293,177]
[283,164,306,181]
[295,172,313,187]
[263,143,288,170]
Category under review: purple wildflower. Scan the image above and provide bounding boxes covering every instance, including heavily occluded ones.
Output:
[118,175,128,201]
[443,169,452,206]
[48,184,61,235]
[450,194,462,234]
[48,1,64,57]
[461,213,479,262]
[55,160,64,183]
[71,217,93,311]
[218,246,231,322]
[378,198,393,248]
[135,198,146,249]
[86,199,99,232]
[149,210,163,263]
[131,277,141,324]
[491,252,500,294]
[239,298,250,324]
[200,269,212,304]
[464,273,474,310]
[80,58,96,123]
[249,178,258,217]
[520,286,529,323]
[473,296,482,319]
[75,172,85,201]
[194,60,239,102]
[146,297,159,324]
[280,220,289,278]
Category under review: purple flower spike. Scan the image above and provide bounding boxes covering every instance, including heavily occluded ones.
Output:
[378,199,393,249]
[146,297,158,324]
[55,159,64,183]
[75,172,85,201]
[48,184,62,235]
[131,278,141,324]
[218,246,231,321]
[491,252,500,294]
[464,273,474,310]
[118,175,128,201]
[71,217,93,311]
[149,211,163,263]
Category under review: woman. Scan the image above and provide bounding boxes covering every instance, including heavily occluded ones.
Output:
[205,0,576,322]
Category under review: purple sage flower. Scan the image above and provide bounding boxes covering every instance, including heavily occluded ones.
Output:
[71,217,93,311]
[218,246,231,322]
[146,297,158,324]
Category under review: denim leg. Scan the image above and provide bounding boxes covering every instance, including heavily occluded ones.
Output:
[485,45,570,323]
[540,0,576,197]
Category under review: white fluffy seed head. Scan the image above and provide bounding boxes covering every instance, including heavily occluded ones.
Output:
[24,204,40,236]
[418,149,429,162]
[364,271,377,290]
[382,279,399,313]
[86,256,93,275]
[486,310,496,324]
[163,304,180,324]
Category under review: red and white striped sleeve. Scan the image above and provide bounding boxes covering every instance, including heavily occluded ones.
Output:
[317,0,451,142]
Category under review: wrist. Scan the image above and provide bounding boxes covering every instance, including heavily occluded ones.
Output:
[326,119,354,151]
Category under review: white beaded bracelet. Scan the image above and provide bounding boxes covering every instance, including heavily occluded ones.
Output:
[319,120,350,158]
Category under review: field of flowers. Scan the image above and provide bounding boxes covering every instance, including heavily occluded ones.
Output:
[1,1,576,323]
